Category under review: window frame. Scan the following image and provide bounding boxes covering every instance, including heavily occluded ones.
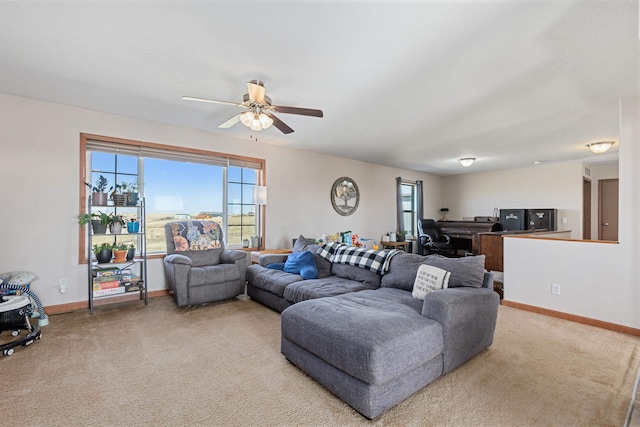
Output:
[78,133,266,264]
[401,181,417,237]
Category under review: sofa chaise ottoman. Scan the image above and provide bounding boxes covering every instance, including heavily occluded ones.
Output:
[280,252,500,419]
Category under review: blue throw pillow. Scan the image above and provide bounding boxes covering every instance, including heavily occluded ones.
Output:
[266,262,285,271]
[283,251,318,280]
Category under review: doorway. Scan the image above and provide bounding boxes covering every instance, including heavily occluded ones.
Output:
[598,178,619,241]
[583,177,591,239]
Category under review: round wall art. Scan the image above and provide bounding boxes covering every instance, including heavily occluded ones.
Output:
[331,177,360,216]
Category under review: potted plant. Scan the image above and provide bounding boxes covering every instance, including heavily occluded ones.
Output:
[396,230,407,242]
[126,242,136,261]
[123,182,139,206]
[112,242,128,263]
[77,211,111,234]
[109,214,126,234]
[127,218,140,233]
[110,183,127,206]
[85,175,109,206]
[93,242,113,264]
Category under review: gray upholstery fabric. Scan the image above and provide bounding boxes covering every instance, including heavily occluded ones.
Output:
[380,253,438,291]
[381,253,486,290]
[258,253,290,267]
[281,288,443,385]
[245,264,303,297]
[247,284,292,313]
[293,235,316,252]
[283,276,378,304]
[162,221,248,306]
[281,336,443,420]
[331,263,381,288]
[422,255,486,288]
[422,286,500,373]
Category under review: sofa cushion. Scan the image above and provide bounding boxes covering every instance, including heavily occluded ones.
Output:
[382,253,486,290]
[412,265,450,300]
[304,244,332,278]
[180,249,222,267]
[381,253,437,291]
[189,264,240,286]
[246,264,304,297]
[284,251,318,280]
[331,263,381,288]
[281,288,444,385]
[283,276,379,304]
[293,235,317,252]
[422,255,486,288]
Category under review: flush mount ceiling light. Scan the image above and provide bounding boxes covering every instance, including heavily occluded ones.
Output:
[458,157,476,167]
[586,141,615,154]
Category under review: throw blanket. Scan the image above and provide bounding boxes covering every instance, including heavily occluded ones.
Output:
[171,221,222,251]
[317,242,401,275]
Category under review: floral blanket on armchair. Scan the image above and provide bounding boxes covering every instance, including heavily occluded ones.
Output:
[171,221,222,251]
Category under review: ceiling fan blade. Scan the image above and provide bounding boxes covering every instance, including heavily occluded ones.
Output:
[182,96,243,107]
[247,80,265,103]
[268,113,294,134]
[218,113,242,129]
[272,105,324,117]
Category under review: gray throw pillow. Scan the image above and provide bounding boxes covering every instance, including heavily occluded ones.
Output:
[422,255,486,288]
[381,253,434,291]
[293,235,316,252]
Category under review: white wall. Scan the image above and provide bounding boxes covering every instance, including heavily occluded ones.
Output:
[0,93,440,308]
[504,97,640,329]
[441,161,583,238]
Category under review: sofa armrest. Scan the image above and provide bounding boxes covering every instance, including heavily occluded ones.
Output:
[164,253,192,265]
[221,249,248,264]
[422,287,499,374]
[258,254,289,267]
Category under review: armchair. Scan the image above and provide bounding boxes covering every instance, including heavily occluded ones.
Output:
[417,219,454,256]
[163,221,248,306]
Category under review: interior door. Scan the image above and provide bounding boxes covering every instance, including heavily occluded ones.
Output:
[583,177,591,239]
[598,178,618,241]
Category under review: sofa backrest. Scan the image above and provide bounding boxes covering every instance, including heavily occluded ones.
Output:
[164,221,224,267]
[381,253,487,291]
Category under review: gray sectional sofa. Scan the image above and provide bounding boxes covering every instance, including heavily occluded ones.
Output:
[246,237,500,419]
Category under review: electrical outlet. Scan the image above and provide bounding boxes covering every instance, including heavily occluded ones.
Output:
[59,278,67,293]
[551,283,561,295]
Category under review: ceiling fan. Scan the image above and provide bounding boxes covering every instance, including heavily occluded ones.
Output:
[182,80,323,134]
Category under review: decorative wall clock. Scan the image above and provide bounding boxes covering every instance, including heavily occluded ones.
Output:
[331,177,359,216]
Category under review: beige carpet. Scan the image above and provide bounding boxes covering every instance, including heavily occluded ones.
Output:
[2,295,638,426]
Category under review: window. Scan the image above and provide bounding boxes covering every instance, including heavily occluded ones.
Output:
[80,134,265,261]
[401,182,417,237]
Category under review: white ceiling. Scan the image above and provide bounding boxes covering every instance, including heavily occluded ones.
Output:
[1,1,637,175]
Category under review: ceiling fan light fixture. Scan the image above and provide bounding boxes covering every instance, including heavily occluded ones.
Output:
[458,157,476,167]
[240,111,253,127]
[259,113,273,129]
[249,114,263,131]
[586,141,615,154]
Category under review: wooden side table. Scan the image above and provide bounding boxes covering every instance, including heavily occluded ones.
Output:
[380,241,411,252]
[250,249,292,264]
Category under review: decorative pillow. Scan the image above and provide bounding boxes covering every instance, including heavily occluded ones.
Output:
[266,262,285,271]
[422,255,486,288]
[412,265,450,300]
[171,221,222,251]
[283,251,318,280]
[381,253,435,291]
[293,235,316,252]
[304,244,332,278]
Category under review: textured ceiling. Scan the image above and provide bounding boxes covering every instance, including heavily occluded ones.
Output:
[1,1,637,175]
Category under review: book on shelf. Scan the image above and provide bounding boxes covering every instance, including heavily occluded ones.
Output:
[93,287,126,297]
[92,280,122,291]
[93,268,132,277]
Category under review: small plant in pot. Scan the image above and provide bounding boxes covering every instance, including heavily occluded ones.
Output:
[112,242,128,263]
[110,183,127,206]
[78,211,111,234]
[126,242,136,261]
[109,214,126,234]
[85,175,109,206]
[93,242,113,264]
[127,218,140,233]
[123,182,139,206]
[396,230,407,242]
